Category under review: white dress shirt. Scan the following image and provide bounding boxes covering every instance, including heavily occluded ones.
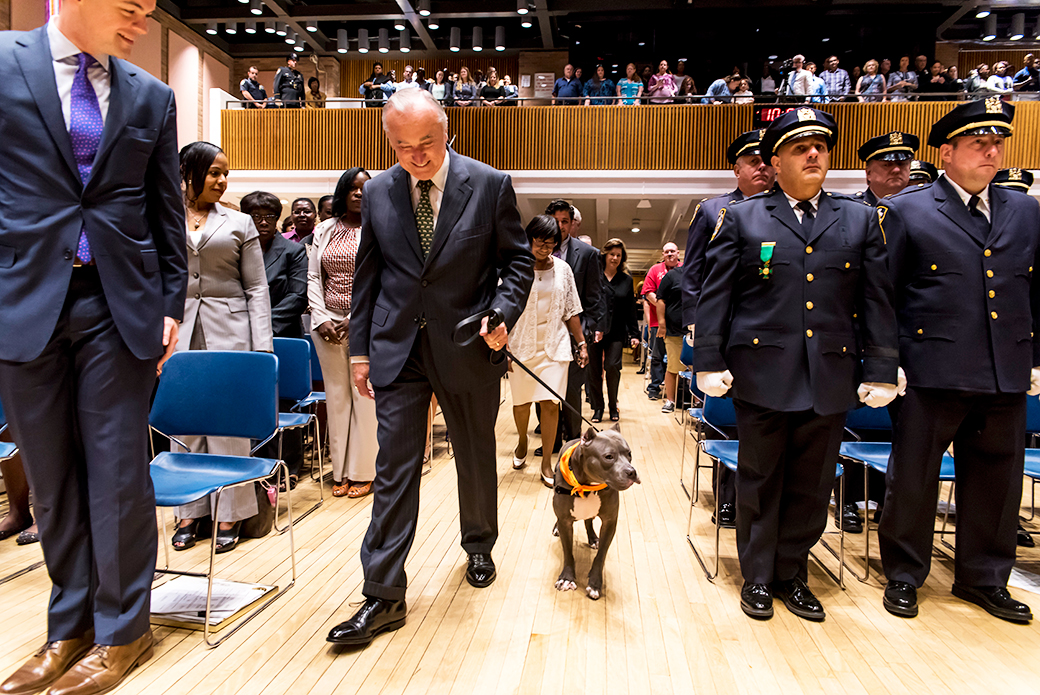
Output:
[784,190,823,223]
[47,21,111,128]
[408,150,451,227]
[943,175,991,222]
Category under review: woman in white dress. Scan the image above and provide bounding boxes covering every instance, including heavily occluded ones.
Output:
[508,215,588,487]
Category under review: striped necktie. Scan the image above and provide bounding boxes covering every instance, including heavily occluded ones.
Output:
[70,52,104,264]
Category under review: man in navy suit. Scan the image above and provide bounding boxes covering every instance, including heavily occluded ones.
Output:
[0,2,186,693]
[877,99,1039,623]
[326,89,533,648]
[694,108,899,622]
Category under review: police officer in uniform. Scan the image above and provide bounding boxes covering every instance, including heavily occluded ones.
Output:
[274,53,305,108]
[694,108,899,621]
[855,132,919,206]
[877,98,1039,623]
[683,129,776,527]
[908,160,939,186]
[992,167,1034,193]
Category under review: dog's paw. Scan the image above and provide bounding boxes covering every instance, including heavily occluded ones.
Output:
[555,578,577,592]
[585,586,601,600]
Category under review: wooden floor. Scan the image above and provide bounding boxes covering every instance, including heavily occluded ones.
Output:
[2,365,1040,694]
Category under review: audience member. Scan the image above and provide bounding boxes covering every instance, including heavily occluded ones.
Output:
[430,69,454,105]
[805,62,828,102]
[574,67,584,89]
[305,77,326,108]
[914,54,929,85]
[508,215,587,485]
[850,65,862,85]
[674,76,699,103]
[641,242,680,400]
[654,264,687,413]
[281,215,295,240]
[318,194,334,222]
[754,61,778,96]
[673,60,689,90]
[733,78,754,104]
[415,68,429,91]
[240,65,267,108]
[703,73,741,104]
[393,65,422,93]
[785,54,813,98]
[886,56,918,101]
[856,59,886,102]
[647,60,678,104]
[945,66,964,97]
[617,63,644,104]
[583,65,616,105]
[588,239,639,423]
[359,62,392,107]
[1014,54,1039,96]
[879,58,892,83]
[308,168,379,499]
[172,141,273,554]
[640,64,654,104]
[501,75,519,104]
[290,197,317,245]
[917,61,949,101]
[454,66,479,106]
[987,61,1014,94]
[481,70,508,106]
[553,64,583,105]
[820,55,851,101]
[274,52,304,108]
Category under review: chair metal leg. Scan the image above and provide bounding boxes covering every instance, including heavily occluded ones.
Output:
[679,414,691,500]
[939,481,956,552]
[812,471,846,590]
[159,508,170,572]
[686,448,722,582]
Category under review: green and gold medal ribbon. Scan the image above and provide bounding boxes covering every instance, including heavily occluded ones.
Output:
[759,242,776,279]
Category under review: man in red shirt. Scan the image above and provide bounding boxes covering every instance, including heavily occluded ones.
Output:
[641,242,681,399]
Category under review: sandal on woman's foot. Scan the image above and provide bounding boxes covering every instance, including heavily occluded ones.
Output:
[279,474,298,493]
[0,517,32,541]
[591,409,603,423]
[172,519,200,551]
[16,528,40,546]
[347,481,373,498]
[333,480,350,497]
[215,521,243,554]
[541,470,554,488]
[609,406,620,422]
[513,438,528,469]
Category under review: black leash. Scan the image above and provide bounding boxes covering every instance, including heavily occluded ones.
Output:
[452,309,600,432]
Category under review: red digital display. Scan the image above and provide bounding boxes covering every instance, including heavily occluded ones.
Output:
[753,105,799,128]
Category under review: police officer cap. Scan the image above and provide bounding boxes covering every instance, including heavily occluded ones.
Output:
[288,52,299,62]
[761,107,837,159]
[927,96,1014,148]
[858,132,919,163]
[726,129,767,165]
[992,167,1033,191]
[908,160,938,184]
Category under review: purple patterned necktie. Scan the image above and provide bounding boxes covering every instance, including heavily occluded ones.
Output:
[70,52,103,263]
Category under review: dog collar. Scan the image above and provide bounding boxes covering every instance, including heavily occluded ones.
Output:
[558,443,608,498]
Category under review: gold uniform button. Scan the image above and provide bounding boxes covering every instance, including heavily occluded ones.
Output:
[806,329,813,338]
[753,338,759,345]
[987,270,994,278]
[842,346,847,353]
[917,328,924,335]
[931,264,937,271]
[984,249,992,257]
[845,262,851,269]
[806,246,813,254]
[806,301,814,310]
[989,290,996,298]
[991,311,998,319]
[852,313,858,318]
[807,273,814,282]
[1030,266,1034,273]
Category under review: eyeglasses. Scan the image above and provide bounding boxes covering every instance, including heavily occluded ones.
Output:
[532,238,557,249]
[250,213,279,222]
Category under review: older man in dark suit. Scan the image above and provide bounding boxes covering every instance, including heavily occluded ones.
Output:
[0,2,186,693]
[326,89,534,648]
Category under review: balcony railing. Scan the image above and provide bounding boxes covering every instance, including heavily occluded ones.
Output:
[220,100,1040,172]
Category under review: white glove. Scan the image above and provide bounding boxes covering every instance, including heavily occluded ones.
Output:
[896,366,907,396]
[1028,367,1040,396]
[857,382,899,409]
[697,370,734,398]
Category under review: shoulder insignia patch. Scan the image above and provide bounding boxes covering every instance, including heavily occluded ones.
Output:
[710,207,727,242]
[690,202,701,227]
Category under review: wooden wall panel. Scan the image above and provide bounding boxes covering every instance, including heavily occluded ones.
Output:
[342,57,520,96]
[222,102,1040,172]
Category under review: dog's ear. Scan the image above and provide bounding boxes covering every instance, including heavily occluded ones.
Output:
[580,427,597,446]
[610,422,621,434]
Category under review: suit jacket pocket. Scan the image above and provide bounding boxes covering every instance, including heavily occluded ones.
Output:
[372,303,390,327]
[727,328,784,350]
[140,249,160,274]
[0,244,14,268]
[819,333,857,357]
[454,224,492,243]
[901,313,957,341]
[227,297,249,313]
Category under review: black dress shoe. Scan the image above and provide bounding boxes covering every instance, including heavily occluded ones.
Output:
[883,580,918,618]
[711,503,736,529]
[773,578,825,622]
[1018,524,1035,548]
[951,583,1033,623]
[466,553,497,588]
[327,598,407,646]
[740,582,773,620]
[835,503,863,534]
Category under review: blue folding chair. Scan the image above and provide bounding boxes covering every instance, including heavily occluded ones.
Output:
[1023,396,1040,522]
[678,344,707,499]
[684,396,846,588]
[273,338,325,524]
[149,351,296,647]
[674,335,696,426]
[0,397,17,465]
[300,333,328,483]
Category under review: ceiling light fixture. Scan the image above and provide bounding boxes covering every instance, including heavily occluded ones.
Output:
[306,20,317,33]
[472,26,483,51]
[637,199,652,209]
[206,22,218,35]
[631,219,641,233]
[225,23,237,35]
[983,13,997,40]
[521,19,532,28]
[249,0,262,16]
[276,22,287,36]
[450,26,461,52]
[245,21,256,34]
[394,19,406,31]
[418,0,431,17]
[358,28,370,53]
[378,28,389,53]
[400,29,411,52]
[495,25,506,51]
[1011,12,1025,40]
[976,8,991,19]
[337,28,348,53]
[428,18,440,30]
[517,0,529,15]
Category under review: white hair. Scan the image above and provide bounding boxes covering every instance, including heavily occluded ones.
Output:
[381,89,447,135]
[571,205,582,223]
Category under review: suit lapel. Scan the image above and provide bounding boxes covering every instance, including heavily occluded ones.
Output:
[765,190,806,242]
[197,204,227,251]
[264,237,286,271]
[987,185,1016,246]
[14,28,80,183]
[935,177,986,247]
[425,152,472,267]
[806,192,840,246]
[87,58,136,187]
[389,167,424,263]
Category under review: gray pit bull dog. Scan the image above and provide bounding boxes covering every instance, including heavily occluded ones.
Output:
[552,425,640,600]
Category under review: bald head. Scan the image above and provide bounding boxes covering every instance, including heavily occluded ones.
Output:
[383,90,449,180]
[662,242,679,269]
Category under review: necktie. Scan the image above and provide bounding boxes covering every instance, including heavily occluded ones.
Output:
[797,200,815,237]
[415,180,434,257]
[968,195,991,240]
[70,53,103,264]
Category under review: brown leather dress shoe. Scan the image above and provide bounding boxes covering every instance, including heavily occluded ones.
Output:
[46,631,153,695]
[0,631,94,695]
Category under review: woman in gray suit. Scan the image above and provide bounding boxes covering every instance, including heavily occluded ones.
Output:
[171,142,273,553]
